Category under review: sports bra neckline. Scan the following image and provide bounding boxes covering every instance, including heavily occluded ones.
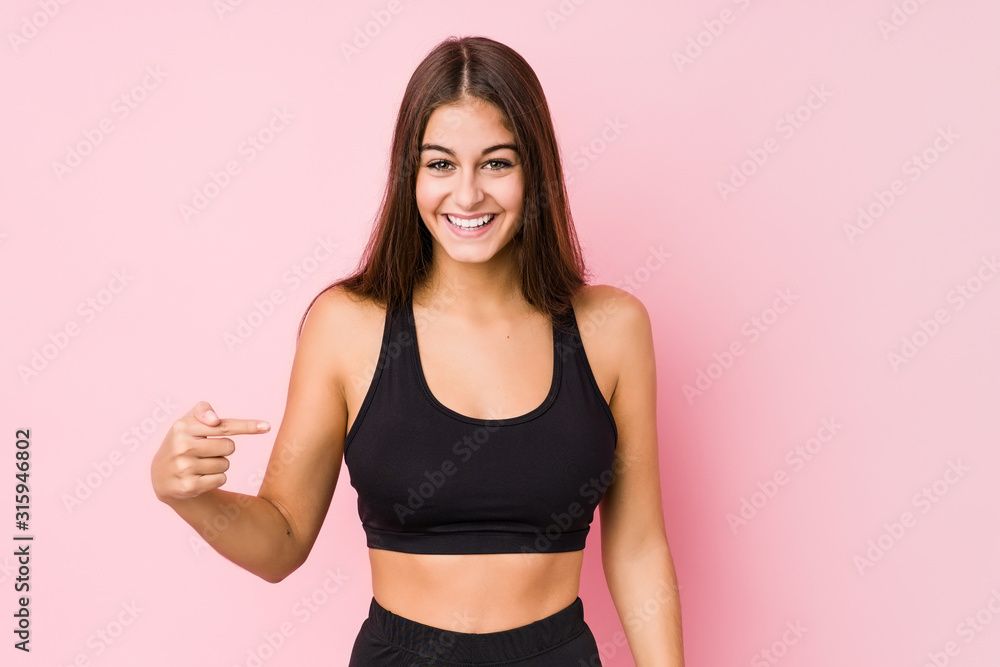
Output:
[403,295,563,427]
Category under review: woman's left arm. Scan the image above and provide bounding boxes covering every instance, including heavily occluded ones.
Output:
[596,287,684,666]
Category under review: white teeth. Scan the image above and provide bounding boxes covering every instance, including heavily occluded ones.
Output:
[447,214,494,229]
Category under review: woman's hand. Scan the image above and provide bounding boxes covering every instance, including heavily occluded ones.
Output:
[150,400,270,503]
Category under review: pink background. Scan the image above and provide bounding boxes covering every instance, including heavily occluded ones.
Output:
[2,1,998,665]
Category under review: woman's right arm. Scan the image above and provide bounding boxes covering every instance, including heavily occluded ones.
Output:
[150,286,353,583]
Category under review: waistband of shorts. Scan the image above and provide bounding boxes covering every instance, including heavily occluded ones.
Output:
[365,596,588,663]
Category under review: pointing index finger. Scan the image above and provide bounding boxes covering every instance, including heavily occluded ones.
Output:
[188,418,270,437]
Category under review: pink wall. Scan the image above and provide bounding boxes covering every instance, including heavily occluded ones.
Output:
[2,1,998,665]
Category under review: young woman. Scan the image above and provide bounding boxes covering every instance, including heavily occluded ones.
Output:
[151,36,683,666]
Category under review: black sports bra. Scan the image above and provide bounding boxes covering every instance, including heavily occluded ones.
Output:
[342,292,618,554]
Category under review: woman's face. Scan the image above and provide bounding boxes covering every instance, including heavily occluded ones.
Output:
[415,97,524,265]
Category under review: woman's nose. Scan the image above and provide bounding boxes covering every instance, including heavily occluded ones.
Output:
[452,170,485,210]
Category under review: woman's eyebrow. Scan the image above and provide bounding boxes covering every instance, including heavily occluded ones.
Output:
[419,143,519,157]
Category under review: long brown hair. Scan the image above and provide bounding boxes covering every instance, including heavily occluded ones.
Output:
[297,35,592,339]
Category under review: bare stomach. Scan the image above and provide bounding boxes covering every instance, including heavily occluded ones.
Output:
[368,548,584,633]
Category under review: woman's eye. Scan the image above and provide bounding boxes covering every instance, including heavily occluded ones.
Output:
[425,159,512,172]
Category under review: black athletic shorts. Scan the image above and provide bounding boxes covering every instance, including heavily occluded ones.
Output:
[348,596,604,665]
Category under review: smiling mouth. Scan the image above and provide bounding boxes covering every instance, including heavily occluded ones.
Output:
[445,213,497,229]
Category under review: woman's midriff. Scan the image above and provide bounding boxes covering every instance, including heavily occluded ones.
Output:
[368,548,584,633]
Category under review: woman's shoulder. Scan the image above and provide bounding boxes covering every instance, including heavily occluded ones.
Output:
[310,283,387,322]
[571,284,653,363]
[301,285,388,360]
[307,285,393,345]
[571,283,651,331]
